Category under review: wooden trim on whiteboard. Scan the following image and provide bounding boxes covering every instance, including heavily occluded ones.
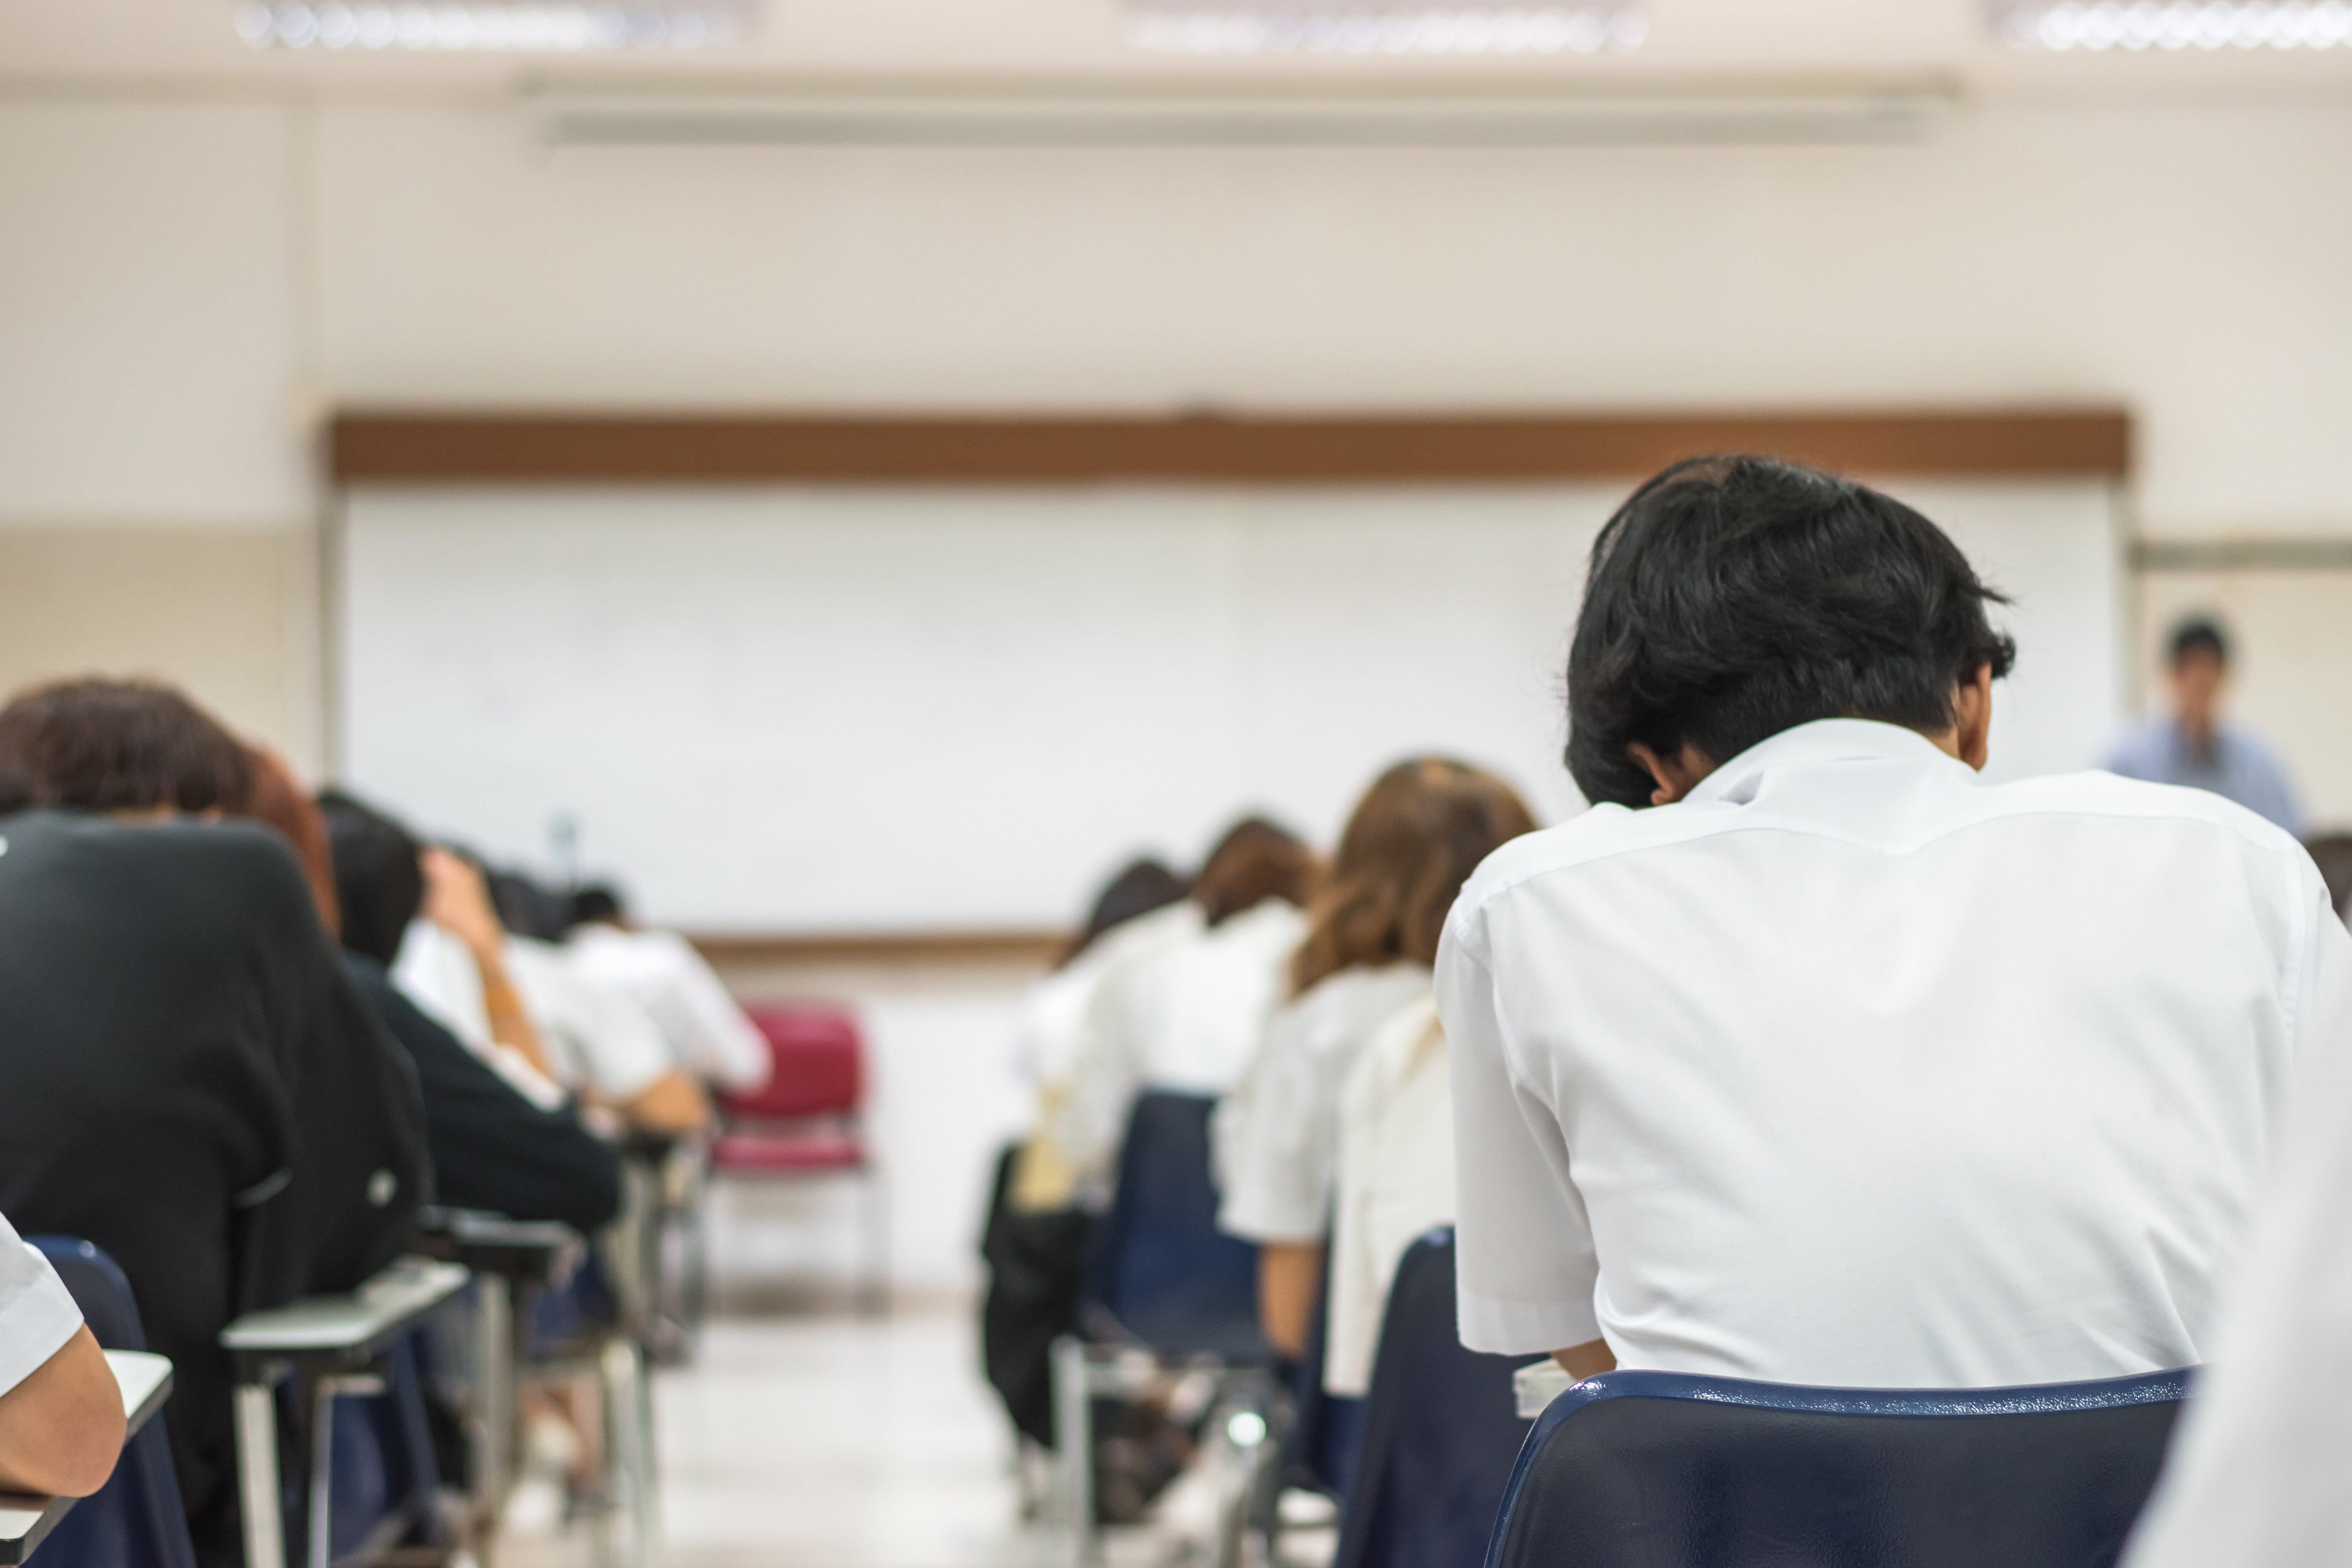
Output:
[687,928,1066,967]
[329,408,2131,486]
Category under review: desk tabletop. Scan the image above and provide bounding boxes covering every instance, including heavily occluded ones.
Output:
[1515,1360,1575,1420]
[220,1258,469,1355]
[419,1207,576,1251]
[0,1349,179,1562]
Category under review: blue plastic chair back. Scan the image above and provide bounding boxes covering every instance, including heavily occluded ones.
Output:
[1087,1092,1270,1360]
[25,1237,199,1568]
[1334,1227,1533,1568]
[1486,1364,2192,1568]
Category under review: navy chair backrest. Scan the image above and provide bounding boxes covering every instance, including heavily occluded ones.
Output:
[1486,1365,2192,1568]
[1334,1227,1533,1568]
[1087,1091,1270,1360]
[26,1237,199,1568]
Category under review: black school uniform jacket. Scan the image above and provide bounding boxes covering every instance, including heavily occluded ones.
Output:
[0,810,429,1568]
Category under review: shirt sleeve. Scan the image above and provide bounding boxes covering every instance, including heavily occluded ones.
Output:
[0,1212,84,1399]
[1437,918,1602,1355]
[647,933,773,1091]
[1217,1010,1333,1244]
[2122,873,2352,1568]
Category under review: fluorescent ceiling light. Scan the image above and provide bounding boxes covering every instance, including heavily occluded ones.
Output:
[1126,4,1648,56]
[231,1,758,51]
[1990,0,2352,49]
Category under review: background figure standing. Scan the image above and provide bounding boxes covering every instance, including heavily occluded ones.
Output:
[2108,616,2302,834]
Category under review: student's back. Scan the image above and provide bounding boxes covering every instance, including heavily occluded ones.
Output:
[0,811,427,1566]
[1449,725,2332,1386]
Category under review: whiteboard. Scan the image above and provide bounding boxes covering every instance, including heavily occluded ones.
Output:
[340,479,2121,932]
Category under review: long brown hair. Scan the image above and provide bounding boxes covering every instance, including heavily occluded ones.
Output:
[1290,758,1536,995]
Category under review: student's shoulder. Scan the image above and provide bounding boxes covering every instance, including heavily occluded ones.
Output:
[1450,801,1712,927]
[1976,766,2304,862]
[1,810,313,914]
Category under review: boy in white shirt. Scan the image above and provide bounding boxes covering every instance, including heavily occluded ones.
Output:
[1442,456,2350,1388]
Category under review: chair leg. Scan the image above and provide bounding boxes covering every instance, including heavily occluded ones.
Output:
[599,1337,657,1568]
[236,1380,289,1568]
[859,1165,890,1317]
[1051,1337,1099,1568]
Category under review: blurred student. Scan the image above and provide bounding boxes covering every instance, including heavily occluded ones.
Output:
[1052,818,1318,1197]
[1218,760,1535,1359]
[1443,458,2344,1388]
[980,857,1195,1449]
[565,884,773,1093]
[0,679,427,1568]
[0,1208,125,1498]
[374,825,709,1137]
[2304,832,2352,928]
[2107,616,2302,834]
[313,787,622,1232]
[2119,908,2352,1568]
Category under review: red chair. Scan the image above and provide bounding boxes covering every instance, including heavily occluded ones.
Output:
[709,1006,887,1313]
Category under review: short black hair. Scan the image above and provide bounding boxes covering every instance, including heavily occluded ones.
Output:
[317,788,423,966]
[0,677,252,817]
[568,884,627,929]
[2169,616,2229,667]
[1566,456,2017,809]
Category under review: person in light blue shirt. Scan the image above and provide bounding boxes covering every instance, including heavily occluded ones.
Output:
[2107,616,2302,835]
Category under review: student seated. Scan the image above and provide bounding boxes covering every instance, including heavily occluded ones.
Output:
[565,883,775,1094]
[0,1208,125,1498]
[0,679,427,1568]
[1217,759,1535,1359]
[331,792,709,1138]
[1052,818,1319,1199]
[1004,858,1196,1213]
[1441,458,2347,1388]
[306,783,622,1232]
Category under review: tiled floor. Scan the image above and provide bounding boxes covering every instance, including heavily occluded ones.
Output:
[502,1309,1038,1568]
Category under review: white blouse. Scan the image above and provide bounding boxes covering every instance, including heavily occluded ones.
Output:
[566,924,773,1092]
[1011,902,1202,1090]
[1052,899,1307,1191]
[1216,962,1433,1245]
[0,1210,83,1400]
[1325,995,1457,1397]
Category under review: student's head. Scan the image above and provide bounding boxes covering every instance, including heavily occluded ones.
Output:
[2167,616,2231,735]
[0,677,252,817]
[1291,758,1538,995]
[238,746,342,937]
[317,789,424,966]
[1565,456,2017,809]
[1058,858,1191,968]
[1192,816,1319,927]
[569,883,629,931]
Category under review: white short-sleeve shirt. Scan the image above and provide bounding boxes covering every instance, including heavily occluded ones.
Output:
[1440,718,2347,1388]
[1217,962,1433,1244]
[566,925,775,1092]
[1053,899,1307,1189]
[502,935,674,1102]
[1325,996,1460,1396]
[0,1211,84,1399]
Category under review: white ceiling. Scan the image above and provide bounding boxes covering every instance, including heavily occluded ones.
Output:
[2,0,2349,96]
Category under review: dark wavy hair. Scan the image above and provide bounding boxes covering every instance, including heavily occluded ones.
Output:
[1290,757,1536,996]
[1566,456,2017,808]
[317,789,425,966]
[0,677,252,817]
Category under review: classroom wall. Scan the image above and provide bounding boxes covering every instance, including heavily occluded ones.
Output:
[6,90,2351,788]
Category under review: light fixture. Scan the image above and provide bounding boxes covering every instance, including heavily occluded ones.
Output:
[1125,3,1648,56]
[1990,0,2352,50]
[231,1,759,51]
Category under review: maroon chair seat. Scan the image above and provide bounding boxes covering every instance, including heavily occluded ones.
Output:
[711,1131,866,1172]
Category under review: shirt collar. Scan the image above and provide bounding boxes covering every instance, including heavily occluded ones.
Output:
[1684,718,1965,807]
